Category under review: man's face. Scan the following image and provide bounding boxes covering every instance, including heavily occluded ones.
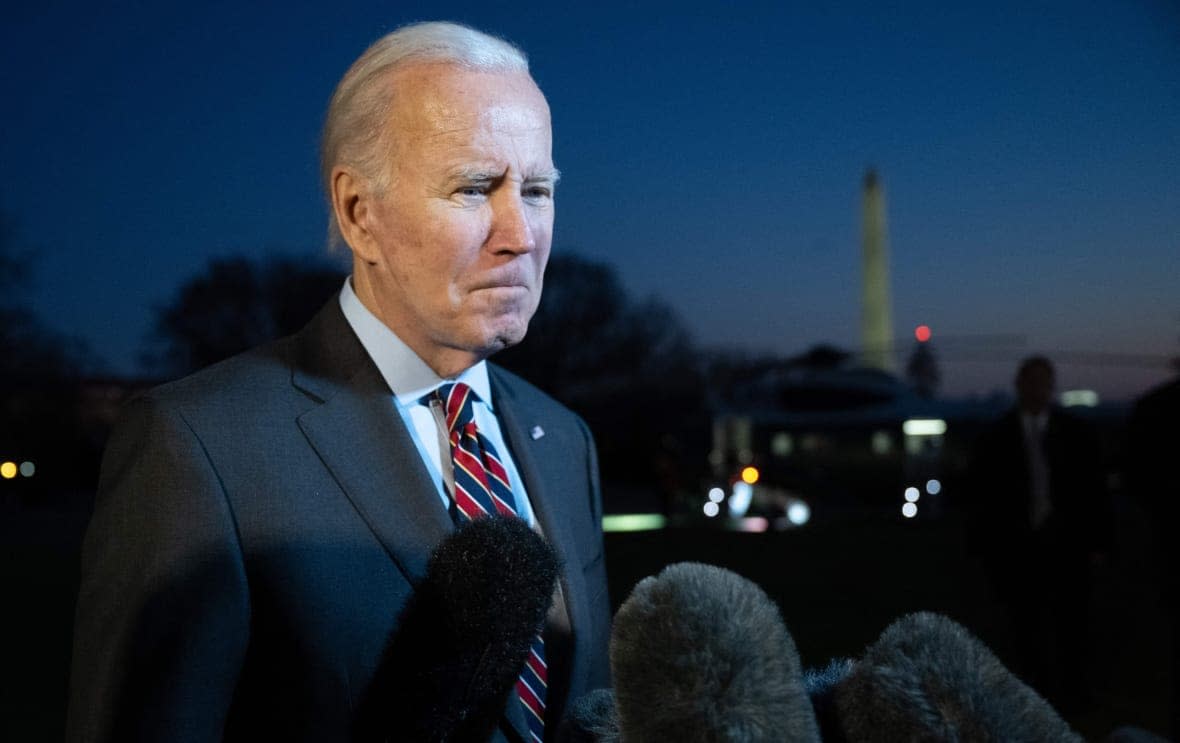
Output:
[353,64,556,374]
[1016,364,1054,414]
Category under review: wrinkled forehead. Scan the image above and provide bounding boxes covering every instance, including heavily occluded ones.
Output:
[386,63,551,141]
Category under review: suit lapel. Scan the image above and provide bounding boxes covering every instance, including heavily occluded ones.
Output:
[290,301,579,740]
[492,369,591,738]
[291,298,451,584]
[494,372,588,619]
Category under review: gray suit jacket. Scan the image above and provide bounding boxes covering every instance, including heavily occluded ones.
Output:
[67,297,611,742]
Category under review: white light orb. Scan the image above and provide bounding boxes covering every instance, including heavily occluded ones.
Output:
[786,501,811,526]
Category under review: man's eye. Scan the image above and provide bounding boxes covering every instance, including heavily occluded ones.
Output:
[458,186,485,197]
[524,186,552,201]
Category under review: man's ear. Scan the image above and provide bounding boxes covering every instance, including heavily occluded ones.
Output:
[331,166,380,265]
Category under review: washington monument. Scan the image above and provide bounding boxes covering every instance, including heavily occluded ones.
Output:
[861,168,895,372]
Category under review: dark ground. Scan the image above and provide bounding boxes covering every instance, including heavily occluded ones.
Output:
[1,490,1171,741]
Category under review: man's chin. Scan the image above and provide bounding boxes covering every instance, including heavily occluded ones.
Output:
[487,330,526,355]
[443,313,534,363]
[480,320,530,356]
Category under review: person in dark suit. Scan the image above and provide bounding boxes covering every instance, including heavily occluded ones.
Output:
[67,22,610,742]
[1125,371,1180,737]
[968,355,1110,711]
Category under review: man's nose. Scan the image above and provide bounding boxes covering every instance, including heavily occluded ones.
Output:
[487,190,536,255]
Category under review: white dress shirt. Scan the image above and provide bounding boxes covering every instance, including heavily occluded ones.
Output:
[1021,410,1052,529]
[338,278,536,525]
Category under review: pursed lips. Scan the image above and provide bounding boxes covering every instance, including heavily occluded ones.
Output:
[469,273,532,292]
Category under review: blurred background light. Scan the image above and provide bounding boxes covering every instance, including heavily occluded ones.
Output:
[602,514,666,532]
[903,418,947,436]
[729,481,754,517]
[1060,389,1099,407]
[786,501,811,526]
[737,516,769,533]
[870,430,892,455]
[770,432,793,457]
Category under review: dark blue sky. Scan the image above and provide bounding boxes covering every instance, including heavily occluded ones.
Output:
[3,0,1178,399]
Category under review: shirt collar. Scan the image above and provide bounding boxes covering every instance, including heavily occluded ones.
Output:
[338,277,494,409]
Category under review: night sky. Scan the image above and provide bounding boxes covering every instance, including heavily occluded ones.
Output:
[4,0,1178,400]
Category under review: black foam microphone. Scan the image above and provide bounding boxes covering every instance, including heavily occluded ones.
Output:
[558,688,621,743]
[353,515,559,742]
[830,612,1083,743]
[607,562,821,743]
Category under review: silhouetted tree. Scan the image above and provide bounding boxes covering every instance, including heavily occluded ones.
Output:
[497,254,708,502]
[145,254,346,377]
[0,211,93,383]
[0,211,100,493]
[499,255,697,399]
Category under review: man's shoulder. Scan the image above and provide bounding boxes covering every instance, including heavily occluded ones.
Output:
[97,336,310,483]
[134,296,350,420]
[135,336,300,421]
[1134,376,1180,414]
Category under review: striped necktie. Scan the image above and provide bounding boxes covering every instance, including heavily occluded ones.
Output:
[434,382,548,742]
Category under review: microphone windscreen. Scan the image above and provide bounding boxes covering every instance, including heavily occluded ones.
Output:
[556,688,620,743]
[609,562,820,743]
[803,658,856,740]
[354,515,558,742]
[834,612,1083,743]
[428,514,560,653]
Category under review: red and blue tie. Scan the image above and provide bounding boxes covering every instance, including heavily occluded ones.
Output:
[434,382,548,742]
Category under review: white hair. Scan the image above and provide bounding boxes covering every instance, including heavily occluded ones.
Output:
[321,21,530,248]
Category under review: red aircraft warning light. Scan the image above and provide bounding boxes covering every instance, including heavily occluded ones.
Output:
[915,325,932,342]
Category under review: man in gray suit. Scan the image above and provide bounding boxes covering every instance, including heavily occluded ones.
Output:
[68,22,610,742]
